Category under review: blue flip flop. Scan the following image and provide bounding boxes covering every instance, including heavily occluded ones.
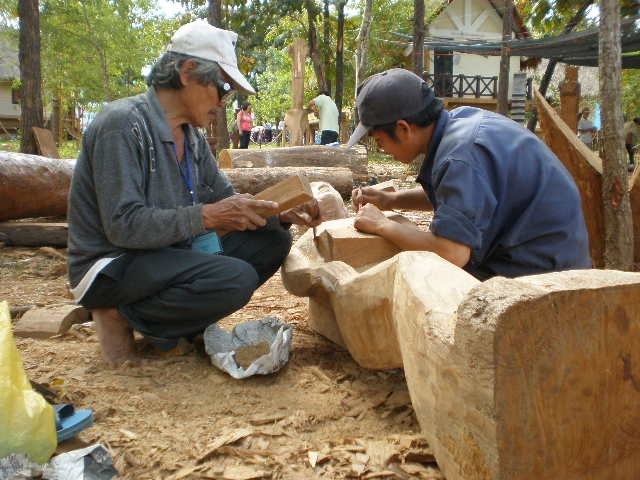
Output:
[54,404,94,443]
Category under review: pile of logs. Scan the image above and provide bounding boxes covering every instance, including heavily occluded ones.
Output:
[0,145,365,247]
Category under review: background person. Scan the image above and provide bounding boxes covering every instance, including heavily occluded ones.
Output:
[577,106,596,148]
[624,117,640,170]
[67,20,319,368]
[348,68,591,280]
[307,91,339,144]
[237,101,253,149]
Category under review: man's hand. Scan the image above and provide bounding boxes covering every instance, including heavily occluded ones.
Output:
[202,194,279,234]
[354,203,390,235]
[279,198,321,227]
[351,186,393,212]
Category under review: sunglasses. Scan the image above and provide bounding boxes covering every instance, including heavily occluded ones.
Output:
[215,78,236,104]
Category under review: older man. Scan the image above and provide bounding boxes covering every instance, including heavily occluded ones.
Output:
[68,20,319,367]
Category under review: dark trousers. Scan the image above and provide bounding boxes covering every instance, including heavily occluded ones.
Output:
[320,130,339,145]
[627,143,635,166]
[239,130,251,149]
[79,228,292,349]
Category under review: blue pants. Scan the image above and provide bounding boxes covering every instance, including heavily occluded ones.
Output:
[79,228,292,350]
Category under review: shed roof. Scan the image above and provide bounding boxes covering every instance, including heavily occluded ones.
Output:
[397,15,640,69]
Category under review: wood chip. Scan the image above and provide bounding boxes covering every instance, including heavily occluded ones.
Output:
[118,428,139,440]
[398,462,432,475]
[248,412,287,426]
[198,427,254,462]
[222,465,271,480]
[166,464,203,480]
[362,471,398,479]
[307,450,329,468]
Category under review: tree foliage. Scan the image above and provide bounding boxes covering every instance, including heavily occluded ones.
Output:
[40,0,177,113]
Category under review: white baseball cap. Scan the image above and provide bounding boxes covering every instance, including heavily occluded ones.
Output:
[167,19,255,95]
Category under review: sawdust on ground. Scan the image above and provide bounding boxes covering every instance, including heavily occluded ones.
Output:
[2,166,445,480]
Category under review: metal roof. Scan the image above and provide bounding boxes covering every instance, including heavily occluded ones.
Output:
[397,16,640,69]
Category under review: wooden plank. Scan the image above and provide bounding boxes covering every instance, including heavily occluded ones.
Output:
[32,127,60,159]
[253,173,313,217]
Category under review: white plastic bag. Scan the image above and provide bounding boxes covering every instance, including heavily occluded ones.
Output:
[204,317,292,379]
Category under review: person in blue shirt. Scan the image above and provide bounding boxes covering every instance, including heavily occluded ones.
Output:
[348,68,591,280]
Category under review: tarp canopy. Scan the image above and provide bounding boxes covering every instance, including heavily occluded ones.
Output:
[394,16,640,69]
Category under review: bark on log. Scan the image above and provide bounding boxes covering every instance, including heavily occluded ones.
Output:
[223,167,353,199]
[0,221,68,247]
[0,152,354,221]
[218,144,368,182]
[0,152,74,221]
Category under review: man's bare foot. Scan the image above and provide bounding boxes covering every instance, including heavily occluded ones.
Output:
[91,308,139,368]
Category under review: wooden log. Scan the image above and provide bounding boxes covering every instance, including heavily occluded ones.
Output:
[0,222,68,247]
[397,268,640,480]
[218,144,368,182]
[0,151,354,221]
[282,235,640,478]
[224,166,354,199]
[0,152,74,222]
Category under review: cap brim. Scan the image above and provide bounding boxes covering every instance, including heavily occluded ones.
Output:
[346,123,369,148]
[219,63,256,95]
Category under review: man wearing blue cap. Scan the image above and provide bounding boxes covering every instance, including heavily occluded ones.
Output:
[349,68,591,280]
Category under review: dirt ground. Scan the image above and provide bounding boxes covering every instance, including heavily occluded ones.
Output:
[2,165,446,479]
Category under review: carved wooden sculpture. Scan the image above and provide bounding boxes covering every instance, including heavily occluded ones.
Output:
[281,219,640,479]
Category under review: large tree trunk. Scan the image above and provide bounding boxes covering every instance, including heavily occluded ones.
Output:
[599,0,633,269]
[305,0,328,92]
[0,152,355,221]
[208,0,230,154]
[217,145,368,181]
[412,0,424,75]
[497,0,512,115]
[356,0,373,84]
[18,0,44,155]
[335,1,346,122]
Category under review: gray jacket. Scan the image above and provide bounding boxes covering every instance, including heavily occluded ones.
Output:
[67,88,234,288]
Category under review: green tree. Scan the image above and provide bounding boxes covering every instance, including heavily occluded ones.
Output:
[40,0,176,135]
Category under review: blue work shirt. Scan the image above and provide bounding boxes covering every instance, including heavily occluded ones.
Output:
[417,107,591,279]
